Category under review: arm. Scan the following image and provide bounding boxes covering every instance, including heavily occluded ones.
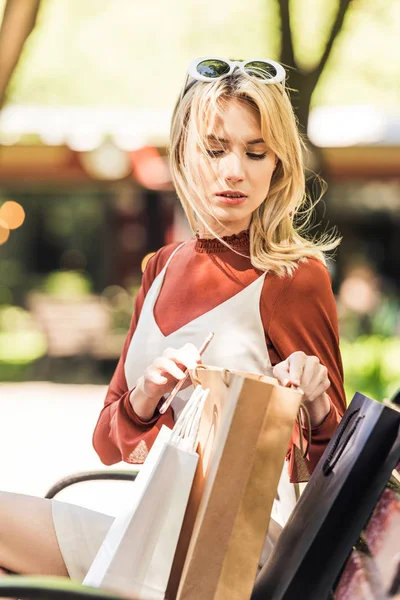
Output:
[263,258,346,481]
[92,245,179,465]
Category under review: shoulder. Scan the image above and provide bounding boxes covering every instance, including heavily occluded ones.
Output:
[264,257,332,295]
[145,242,184,272]
[262,257,334,318]
[142,241,184,288]
[262,257,339,341]
[285,257,332,295]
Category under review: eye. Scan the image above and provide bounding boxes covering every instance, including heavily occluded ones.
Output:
[206,149,224,158]
[247,152,267,160]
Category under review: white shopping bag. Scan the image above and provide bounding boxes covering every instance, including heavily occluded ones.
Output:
[83,387,208,600]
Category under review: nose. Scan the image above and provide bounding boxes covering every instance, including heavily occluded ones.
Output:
[220,151,245,183]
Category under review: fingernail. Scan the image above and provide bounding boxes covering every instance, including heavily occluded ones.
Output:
[283,378,290,387]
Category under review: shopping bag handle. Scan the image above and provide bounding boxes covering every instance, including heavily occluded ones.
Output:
[191,365,311,458]
[191,364,232,387]
[322,409,365,475]
[297,403,311,459]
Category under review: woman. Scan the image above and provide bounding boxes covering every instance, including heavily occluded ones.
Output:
[0,57,346,581]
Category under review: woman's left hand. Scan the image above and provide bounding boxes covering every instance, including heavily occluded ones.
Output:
[272,351,331,427]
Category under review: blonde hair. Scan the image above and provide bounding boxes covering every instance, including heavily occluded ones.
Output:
[169,68,341,276]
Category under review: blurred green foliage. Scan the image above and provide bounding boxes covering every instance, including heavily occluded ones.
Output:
[0,329,46,363]
[1,0,399,111]
[341,336,400,403]
[1,290,399,400]
[41,270,92,299]
[100,283,140,334]
[0,304,46,380]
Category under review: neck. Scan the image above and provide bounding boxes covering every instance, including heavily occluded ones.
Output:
[194,227,250,254]
[196,218,251,239]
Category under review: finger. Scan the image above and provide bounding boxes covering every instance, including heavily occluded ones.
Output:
[309,366,329,396]
[144,367,169,386]
[272,359,290,385]
[176,343,202,366]
[301,356,323,389]
[163,345,201,370]
[288,352,307,387]
[161,352,196,373]
[306,374,331,403]
[152,357,187,380]
[182,342,202,361]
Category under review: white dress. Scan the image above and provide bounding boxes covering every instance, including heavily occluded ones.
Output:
[52,242,297,581]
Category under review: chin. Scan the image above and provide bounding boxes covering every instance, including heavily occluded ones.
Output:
[210,214,252,234]
[212,201,245,215]
[217,206,252,221]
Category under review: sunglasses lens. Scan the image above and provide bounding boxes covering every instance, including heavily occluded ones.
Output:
[196,59,231,78]
[245,61,278,80]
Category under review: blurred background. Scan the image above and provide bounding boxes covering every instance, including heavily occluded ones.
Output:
[0,0,399,502]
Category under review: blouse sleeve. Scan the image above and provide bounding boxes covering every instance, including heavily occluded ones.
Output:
[92,244,180,465]
[262,258,347,482]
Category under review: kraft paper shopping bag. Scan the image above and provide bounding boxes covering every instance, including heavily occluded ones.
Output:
[167,366,303,600]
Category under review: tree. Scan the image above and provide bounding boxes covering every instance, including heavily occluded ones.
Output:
[278,0,354,136]
[0,0,41,108]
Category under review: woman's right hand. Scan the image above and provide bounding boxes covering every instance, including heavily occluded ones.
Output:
[129,343,202,421]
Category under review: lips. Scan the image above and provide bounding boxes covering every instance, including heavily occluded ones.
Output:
[215,190,247,205]
[216,190,247,198]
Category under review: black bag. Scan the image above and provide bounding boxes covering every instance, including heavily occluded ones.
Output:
[252,392,400,600]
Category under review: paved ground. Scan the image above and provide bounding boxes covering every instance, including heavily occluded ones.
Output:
[0,382,140,517]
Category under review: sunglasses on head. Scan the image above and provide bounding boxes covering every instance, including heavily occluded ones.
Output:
[180,57,286,100]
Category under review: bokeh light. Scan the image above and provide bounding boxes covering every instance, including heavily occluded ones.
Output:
[339,266,381,314]
[141,252,156,273]
[101,285,131,310]
[0,219,10,245]
[0,201,25,230]
[80,142,132,180]
[130,146,170,190]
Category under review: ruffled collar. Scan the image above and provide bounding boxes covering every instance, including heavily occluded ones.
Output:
[195,229,250,254]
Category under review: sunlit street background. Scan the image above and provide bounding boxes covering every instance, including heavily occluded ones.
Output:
[0,381,138,515]
[0,0,399,504]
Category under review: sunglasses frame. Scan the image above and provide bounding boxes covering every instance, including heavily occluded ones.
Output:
[180,56,286,100]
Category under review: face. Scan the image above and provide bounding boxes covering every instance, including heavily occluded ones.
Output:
[196,98,277,236]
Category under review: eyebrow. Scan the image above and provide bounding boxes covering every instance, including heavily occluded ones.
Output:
[207,135,266,145]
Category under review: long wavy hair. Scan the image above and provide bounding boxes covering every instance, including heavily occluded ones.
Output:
[169,67,341,276]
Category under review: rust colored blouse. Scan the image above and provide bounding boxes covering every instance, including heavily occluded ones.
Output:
[93,230,346,482]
